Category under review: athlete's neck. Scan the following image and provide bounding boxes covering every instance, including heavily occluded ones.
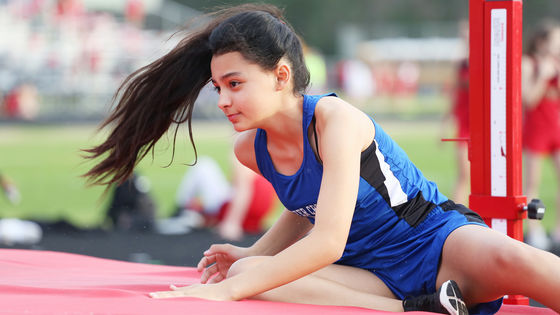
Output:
[260,93,304,144]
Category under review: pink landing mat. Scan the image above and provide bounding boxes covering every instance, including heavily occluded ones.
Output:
[0,249,554,315]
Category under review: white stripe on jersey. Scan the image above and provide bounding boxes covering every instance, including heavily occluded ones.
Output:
[374,139,408,207]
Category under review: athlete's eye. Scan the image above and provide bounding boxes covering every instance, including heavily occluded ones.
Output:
[213,85,221,93]
[230,81,241,88]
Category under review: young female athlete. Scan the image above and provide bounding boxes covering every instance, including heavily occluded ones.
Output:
[84,4,560,315]
[522,21,560,250]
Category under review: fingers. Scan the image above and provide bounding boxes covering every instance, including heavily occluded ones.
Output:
[197,255,217,272]
[204,243,232,256]
[197,243,234,271]
[201,264,219,284]
[149,290,188,299]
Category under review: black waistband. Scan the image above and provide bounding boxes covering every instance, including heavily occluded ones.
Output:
[439,199,484,224]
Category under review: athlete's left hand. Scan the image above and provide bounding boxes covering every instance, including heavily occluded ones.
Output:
[149,283,232,300]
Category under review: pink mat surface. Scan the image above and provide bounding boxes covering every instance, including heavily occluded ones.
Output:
[0,249,554,314]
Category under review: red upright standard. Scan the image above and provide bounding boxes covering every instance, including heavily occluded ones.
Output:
[468,0,531,305]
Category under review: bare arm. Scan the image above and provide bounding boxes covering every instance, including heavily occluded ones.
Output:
[522,56,557,108]
[232,131,313,255]
[150,97,374,301]
[249,209,313,256]
[218,97,374,300]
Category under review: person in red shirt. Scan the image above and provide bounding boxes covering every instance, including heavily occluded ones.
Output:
[442,20,469,205]
[448,59,470,205]
[160,155,277,241]
[522,21,560,250]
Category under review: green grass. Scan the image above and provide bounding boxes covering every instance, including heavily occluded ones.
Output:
[0,119,557,232]
[0,122,235,228]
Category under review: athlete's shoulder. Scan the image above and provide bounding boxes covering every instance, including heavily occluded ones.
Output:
[314,95,356,118]
[314,95,373,126]
[233,130,260,175]
[314,95,376,151]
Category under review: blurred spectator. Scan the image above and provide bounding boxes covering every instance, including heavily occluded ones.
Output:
[442,58,469,205]
[0,168,39,248]
[0,0,171,120]
[157,155,277,241]
[521,20,560,250]
[125,0,145,28]
[3,82,40,120]
[0,218,42,246]
[106,173,156,232]
[395,61,420,95]
[55,0,84,22]
[371,61,393,96]
[336,59,375,100]
[441,20,469,205]
[0,172,21,205]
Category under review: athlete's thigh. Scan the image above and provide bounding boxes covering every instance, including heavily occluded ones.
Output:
[435,224,531,303]
[311,263,397,299]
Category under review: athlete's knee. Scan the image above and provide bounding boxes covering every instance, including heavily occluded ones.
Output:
[228,256,269,278]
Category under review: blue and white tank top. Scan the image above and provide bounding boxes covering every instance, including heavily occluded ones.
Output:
[254,93,449,262]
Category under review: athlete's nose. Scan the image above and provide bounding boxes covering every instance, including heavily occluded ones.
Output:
[217,92,232,110]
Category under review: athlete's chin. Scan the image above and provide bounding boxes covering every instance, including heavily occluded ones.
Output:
[231,122,251,132]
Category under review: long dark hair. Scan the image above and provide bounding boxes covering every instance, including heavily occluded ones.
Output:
[83,4,310,186]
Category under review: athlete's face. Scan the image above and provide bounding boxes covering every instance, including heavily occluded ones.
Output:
[211,52,280,132]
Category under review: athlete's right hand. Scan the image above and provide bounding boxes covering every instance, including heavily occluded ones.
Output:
[197,243,250,284]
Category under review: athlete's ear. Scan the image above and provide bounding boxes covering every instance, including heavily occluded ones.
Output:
[274,60,291,91]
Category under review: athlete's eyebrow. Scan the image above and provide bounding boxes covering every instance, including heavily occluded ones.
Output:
[211,72,242,84]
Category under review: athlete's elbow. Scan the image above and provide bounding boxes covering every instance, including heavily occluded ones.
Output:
[329,247,345,262]
[314,234,346,262]
[328,242,346,262]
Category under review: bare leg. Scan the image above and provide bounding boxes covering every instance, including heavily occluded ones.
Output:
[227,256,403,311]
[551,151,560,242]
[524,151,543,202]
[524,152,550,249]
[453,143,469,205]
[437,225,560,312]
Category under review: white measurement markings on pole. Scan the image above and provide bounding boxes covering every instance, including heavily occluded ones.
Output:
[490,8,507,197]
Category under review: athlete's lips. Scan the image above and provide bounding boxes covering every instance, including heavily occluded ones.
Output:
[226,113,240,122]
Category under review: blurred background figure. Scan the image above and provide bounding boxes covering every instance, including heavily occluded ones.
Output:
[441,19,470,205]
[522,20,560,250]
[125,0,145,28]
[0,172,41,246]
[336,58,375,102]
[106,172,156,232]
[2,82,40,120]
[0,218,42,246]
[157,155,277,241]
[0,172,21,205]
[162,156,231,234]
